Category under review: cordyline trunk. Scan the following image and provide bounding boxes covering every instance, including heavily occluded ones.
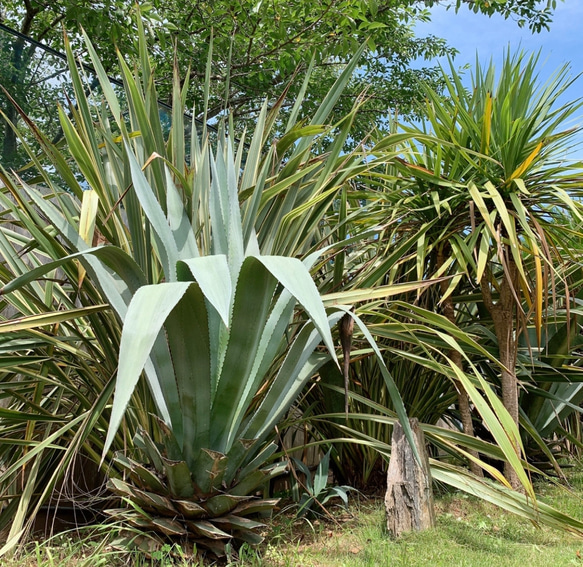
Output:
[436,248,483,477]
[385,418,435,537]
[480,251,521,490]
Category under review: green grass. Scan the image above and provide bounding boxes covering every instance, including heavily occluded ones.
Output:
[257,471,583,567]
[4,470,583,566]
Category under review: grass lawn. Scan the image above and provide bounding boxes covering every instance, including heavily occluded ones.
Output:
[259,494,582,567]
[257,468,583,567]
[4,468,583,566]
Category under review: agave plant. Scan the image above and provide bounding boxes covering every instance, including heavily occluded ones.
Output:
[96,167,347,553]
[2,136,422,554]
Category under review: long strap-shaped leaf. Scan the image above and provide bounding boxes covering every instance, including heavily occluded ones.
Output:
[125,144,179,280]
[334,305,420,465]
[448,358,534,500]
[102,282,192,459]
[295,42,367,154]
[0,306,108,333]
[210,257,278,452]
[431,462,583,536]
[163,284,212,468]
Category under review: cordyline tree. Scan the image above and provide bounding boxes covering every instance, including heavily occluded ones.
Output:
[0,0,562,166]
[399,50,583,489]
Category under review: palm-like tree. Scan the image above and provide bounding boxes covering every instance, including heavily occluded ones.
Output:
[403,50,583,488]
[369,135,484,476]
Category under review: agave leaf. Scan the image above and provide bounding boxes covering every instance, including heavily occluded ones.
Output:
[240,102,267,193]
[241,145,273,249]
[132,488,179,515]
[170,60,187,174]
[125,144,179,280]
[134,429,165,473]
[162,458,194,499]
[185,520,231,540]
[109,509,155,529]
[163,283,212,463]
[108,477,137,498]
[103,282,192,459]
[192,449,228,494]
[152,518,187,536]
[177,256,232,327]
[232,529,265,546]
[127,462,168,495]
[313,449,332,496]
[228,470,269,498]
[292,457,313,492]
[243,326,335,448]
[209,146,244,271]
[237,441,279,481]
[231,499,280,517]
[203,494,251,517]
[210,257,279,452]
[256,256,337,361]
[222,288,300,482]
[213,515,265,532]
[165,166,199,259]
[174,500,206,519]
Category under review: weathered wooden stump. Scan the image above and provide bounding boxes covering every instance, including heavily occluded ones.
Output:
[385,418,435,537]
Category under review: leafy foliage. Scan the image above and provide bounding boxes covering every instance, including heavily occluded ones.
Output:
[291,449,353,518]
[0,19,416,556]
[2,3,583,557]
[0,0,563,157]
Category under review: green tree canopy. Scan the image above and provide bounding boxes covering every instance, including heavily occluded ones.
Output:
[0,0,560,134]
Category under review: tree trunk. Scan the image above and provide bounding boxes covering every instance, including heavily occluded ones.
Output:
[436,247,483,477]
[1,4,39,167]
[385,418,435,537]
[480,254,521,490]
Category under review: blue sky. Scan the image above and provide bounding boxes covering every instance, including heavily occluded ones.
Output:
[414,1,583,158]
